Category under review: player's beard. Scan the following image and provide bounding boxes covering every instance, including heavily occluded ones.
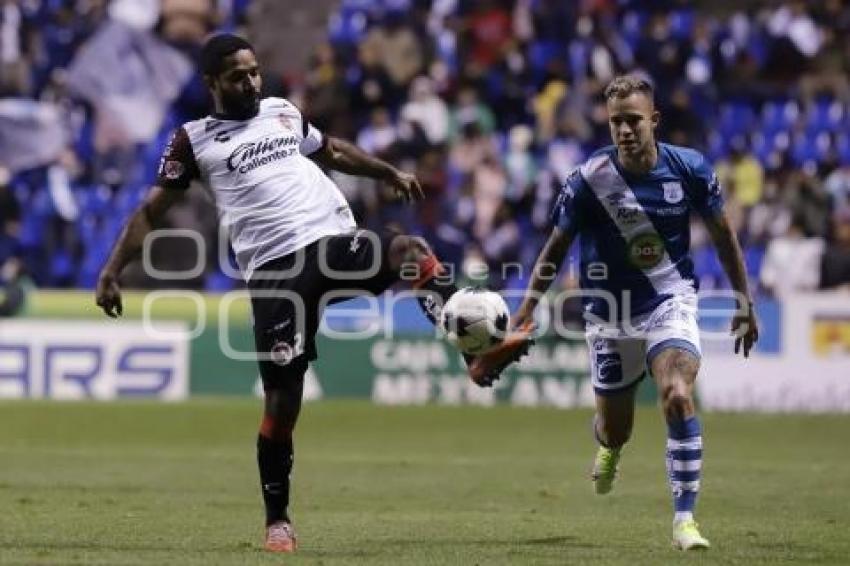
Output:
[222,90,261,120]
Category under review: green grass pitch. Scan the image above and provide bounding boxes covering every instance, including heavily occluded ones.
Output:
[1,400,848,565]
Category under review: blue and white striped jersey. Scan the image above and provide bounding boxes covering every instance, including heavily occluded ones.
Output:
[552,143,724,321]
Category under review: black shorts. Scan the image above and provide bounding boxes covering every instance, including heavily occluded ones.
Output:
[248,230,399,389]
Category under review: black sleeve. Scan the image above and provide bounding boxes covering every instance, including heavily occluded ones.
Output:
[156,127,200,191]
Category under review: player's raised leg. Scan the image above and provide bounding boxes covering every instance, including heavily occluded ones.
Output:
[649,345,709,550]
[387,233,533,386]
[387,234,457,325]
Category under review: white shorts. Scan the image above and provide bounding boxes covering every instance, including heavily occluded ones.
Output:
[586,294,701,396]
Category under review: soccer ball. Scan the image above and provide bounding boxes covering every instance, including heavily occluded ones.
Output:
[440,287,510,355]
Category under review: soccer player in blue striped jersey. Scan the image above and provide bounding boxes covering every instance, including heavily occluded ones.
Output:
[511,76,759,550]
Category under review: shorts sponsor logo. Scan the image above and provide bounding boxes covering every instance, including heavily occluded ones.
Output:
[628,233,665,269]
[595,352,623,384]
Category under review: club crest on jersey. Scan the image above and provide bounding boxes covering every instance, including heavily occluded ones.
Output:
[662,182,684,204]
[278,114,293,130]
[162,160,184,180]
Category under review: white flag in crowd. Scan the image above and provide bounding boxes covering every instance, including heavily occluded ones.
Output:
[0,99,67,173]
[66,19,194,145]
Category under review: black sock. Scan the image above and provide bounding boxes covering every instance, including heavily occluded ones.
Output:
[257,434,293,526]
[417,277,477,364]
[416,276,458,326]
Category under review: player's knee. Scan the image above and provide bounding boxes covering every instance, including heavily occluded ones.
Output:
[260,412,293,441]
[660,380,693,422]
[261,390,302,440]
[388,235,431,270]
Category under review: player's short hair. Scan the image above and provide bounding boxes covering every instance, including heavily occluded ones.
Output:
[200,33,255,76]
[604,75,654,101]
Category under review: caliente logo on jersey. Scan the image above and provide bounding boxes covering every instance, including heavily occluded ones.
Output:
[226,135,300,173]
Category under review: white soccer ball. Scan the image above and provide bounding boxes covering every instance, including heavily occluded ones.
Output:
[440,287,510,355]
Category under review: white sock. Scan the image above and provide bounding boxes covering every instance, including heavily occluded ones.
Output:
[674,511,694,524]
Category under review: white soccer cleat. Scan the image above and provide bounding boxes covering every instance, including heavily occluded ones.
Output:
[672,518,710,550]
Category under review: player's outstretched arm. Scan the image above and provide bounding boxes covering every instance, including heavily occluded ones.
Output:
[95,186,182,318]
[310,136,424,202]
[514,226,574,327]
[703,209,759,357]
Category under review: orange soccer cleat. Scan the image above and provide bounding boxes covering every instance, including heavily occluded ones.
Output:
[264,521,297,553]
[468,320,535,387]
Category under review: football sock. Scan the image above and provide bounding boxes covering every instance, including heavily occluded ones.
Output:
[257,432,294,526]
[592,413,622,450]
[411,253,478,365]
[412,253,457,327]
[666,415,702,523]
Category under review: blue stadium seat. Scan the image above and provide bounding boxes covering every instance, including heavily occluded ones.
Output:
[49,250,75,286]
[706,131,728,161]
[805,99,845,135]
[751,130,791,164]
[718,103,756,138]
[669,10,694,39]
[528,40,565,84]
[760,99,799,135]
[744,245,765,280]
[77,213,103,244]
[791,132,832,165]
[692,245,723,289]
[204,269,238,292]
[836,133,850,164]
[328,5,369,45]
[75,185,112,216]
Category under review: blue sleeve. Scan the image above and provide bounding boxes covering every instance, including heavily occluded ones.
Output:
[687,151,724,218]
[550,168,587,235]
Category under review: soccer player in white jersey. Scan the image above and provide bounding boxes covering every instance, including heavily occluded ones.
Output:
[507,76,759,549]
[93,34,531,553]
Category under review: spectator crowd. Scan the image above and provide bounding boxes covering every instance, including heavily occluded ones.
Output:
[1,0,849,300]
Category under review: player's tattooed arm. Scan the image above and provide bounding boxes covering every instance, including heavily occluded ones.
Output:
[95,186,182,318]
[704,209,759,357]
[514,226,574,327]
[310,136,424,202]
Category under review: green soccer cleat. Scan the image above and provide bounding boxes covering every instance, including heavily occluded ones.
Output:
[591,445,621,495]
[672,519,710,551]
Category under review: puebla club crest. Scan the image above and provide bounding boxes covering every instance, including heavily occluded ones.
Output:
[662,181,684,204]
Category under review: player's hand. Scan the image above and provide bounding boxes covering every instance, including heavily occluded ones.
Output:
[95,270,123,318]
[386,170,424,202]
[731,300,758,358]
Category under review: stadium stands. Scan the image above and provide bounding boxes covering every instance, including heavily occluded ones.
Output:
[2,0,849,295]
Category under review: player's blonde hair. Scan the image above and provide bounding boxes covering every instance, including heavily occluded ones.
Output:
[604,75,654,101]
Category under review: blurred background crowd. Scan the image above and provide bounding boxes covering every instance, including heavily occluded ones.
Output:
[2,0,850,311]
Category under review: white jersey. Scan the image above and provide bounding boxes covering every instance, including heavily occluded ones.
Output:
[156,97,356,280]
